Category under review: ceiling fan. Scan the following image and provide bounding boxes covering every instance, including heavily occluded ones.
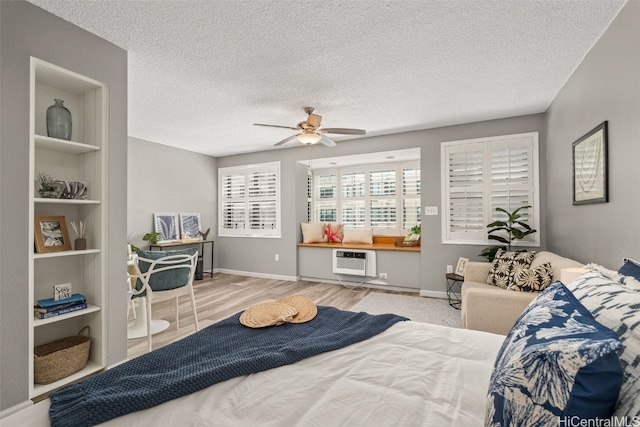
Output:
[254,107,366,147]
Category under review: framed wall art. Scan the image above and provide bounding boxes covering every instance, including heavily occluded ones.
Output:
[154,213,180,242]
[572,121,608,205]
[179,213,201,240]
[34,215,72,253]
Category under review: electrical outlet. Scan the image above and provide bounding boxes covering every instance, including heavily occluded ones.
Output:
[446,265,453,273]
[379,273,388,279]
[424,206,438,216]
[275,254,279,261]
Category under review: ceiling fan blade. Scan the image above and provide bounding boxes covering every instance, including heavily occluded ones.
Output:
[306,113,322,128]
[254,123,299,130]
[273,134,300,146]
[318,134,337,148]
[319,127,366,135]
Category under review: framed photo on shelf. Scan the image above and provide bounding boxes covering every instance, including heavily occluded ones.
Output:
[455,257,469,276]
[572,121,608,205]
[154,213,180,242]
[34,215,72,253]
[179,213,201,240]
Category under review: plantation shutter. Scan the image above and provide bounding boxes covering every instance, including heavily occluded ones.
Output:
[221,174,246,231]
[444,145,485,241]
[442,133,539,245]
[342,171,366,228]
[311,161,421,235]
[219,162,280,237]
[490,138,534,226]
[314,171,337,222]
[402,166,421,229]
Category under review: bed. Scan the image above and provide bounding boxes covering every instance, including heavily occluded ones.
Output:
[6,262,640,427]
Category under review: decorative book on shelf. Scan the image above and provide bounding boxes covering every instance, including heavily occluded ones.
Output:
[35,293,87,319]
[35,303,87,319]
[37,293,86,308]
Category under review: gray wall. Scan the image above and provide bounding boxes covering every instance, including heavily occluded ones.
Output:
[0,1,128,411]
[546,1,639,268]
[127,137,217,272]
[217,113,546,291]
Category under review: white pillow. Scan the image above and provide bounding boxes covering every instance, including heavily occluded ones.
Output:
[342,228,373,244]
[300,222,325,243]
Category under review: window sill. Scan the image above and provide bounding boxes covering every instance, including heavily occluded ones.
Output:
[297,236,420,252]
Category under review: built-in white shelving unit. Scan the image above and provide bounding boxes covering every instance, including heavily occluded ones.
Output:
[29,57,108,398]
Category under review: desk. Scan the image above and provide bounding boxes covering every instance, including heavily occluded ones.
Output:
[149,239,214,279]
[446,273,464,310]
[127,256,170,339]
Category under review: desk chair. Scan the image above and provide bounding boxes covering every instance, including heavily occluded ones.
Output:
[129,250,199,352]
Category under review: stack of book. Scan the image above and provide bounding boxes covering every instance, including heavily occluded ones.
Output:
[34,293,87,319]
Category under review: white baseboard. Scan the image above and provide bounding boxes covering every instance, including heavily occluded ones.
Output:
[299,276,419,294]
[419,289,448,299]
[0,400,33,419]
[213,269,447,297]
[215,268,299,282]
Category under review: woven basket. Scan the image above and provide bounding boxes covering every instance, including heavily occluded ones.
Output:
[394,238,420,247]
[34,326,91,385]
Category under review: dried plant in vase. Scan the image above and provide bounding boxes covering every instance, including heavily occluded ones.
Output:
[70,221,86,250]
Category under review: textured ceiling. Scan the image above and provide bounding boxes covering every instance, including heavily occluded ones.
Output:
[27,0,626,157]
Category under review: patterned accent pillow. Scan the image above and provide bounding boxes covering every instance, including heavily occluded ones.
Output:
[487,249,536,289]
[324,223,344,243]
[509,262,553,292]
[618,257,640,281]
[486,282,623,425]
[565,271,640,417]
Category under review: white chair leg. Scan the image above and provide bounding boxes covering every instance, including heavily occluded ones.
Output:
[190,287,199,331]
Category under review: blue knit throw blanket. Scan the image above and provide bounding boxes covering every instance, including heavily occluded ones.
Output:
[49,306,407,427]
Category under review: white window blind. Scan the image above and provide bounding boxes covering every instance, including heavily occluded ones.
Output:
[441,133,539,245]
[219,162,280,238]
[312,161,420,235]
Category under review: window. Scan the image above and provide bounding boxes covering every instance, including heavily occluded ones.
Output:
[441,132,540,245]
[219,162,280,238]
[312,162,420,235]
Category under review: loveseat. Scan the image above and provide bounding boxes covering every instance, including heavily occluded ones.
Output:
[461,251,583,335]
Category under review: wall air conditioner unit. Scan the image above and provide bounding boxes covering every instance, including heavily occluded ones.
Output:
[332,249,377,277]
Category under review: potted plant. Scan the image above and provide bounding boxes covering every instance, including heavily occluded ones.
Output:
[143,232,162,244]
[479,206,536,261]
[397,224,421,246]
[36,173,60,198]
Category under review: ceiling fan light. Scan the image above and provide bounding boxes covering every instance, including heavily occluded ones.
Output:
[297,133,321,145]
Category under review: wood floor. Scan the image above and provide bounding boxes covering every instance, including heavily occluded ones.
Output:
[127,273,417,359]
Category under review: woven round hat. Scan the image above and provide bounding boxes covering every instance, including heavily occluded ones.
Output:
[239,301,298,328]
[277,295,317,324]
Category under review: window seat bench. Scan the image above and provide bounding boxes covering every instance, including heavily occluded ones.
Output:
[297,236,420,252]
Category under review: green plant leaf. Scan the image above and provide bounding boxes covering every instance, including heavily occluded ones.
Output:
[485,205,536,251]
[488,235,509,244]
[487,220,508,228]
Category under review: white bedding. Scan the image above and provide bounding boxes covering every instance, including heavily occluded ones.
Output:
[7,321,504,426]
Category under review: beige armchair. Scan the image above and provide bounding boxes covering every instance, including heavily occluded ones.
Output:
[461,251,583,335]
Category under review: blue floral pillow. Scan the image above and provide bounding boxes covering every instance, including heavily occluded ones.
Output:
[486,282,623,426]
